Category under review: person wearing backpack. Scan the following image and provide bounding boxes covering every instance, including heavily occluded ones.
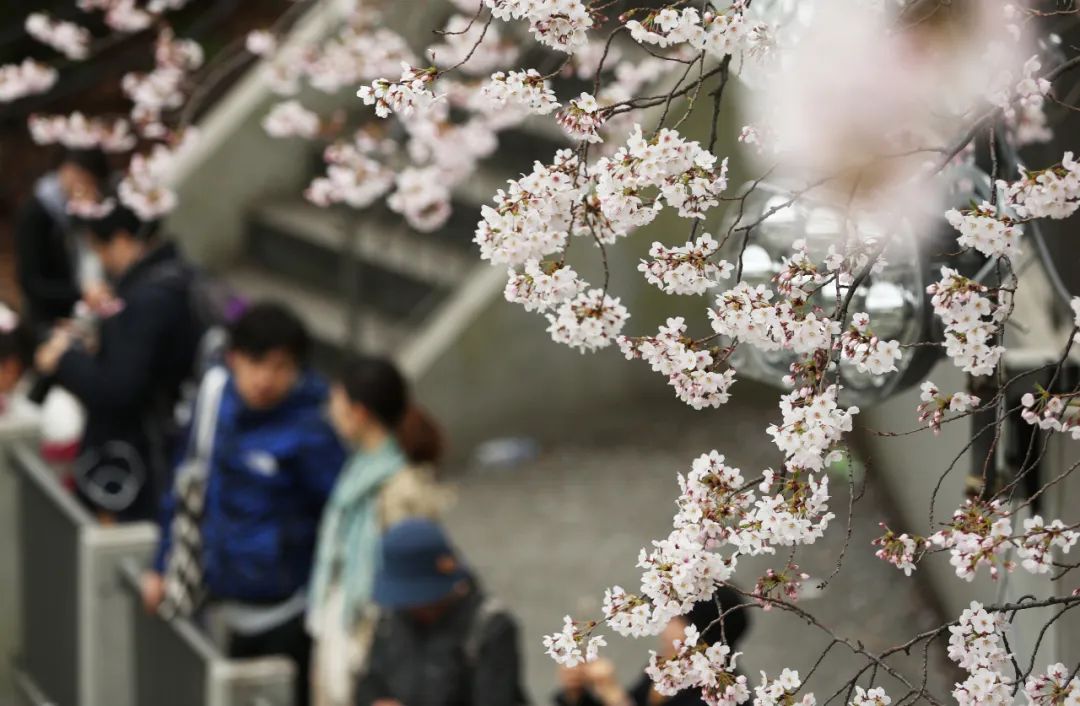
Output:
[309,355,448,706]
[142,302,347,706]
[355,518,528,706]
[34,203,202,522]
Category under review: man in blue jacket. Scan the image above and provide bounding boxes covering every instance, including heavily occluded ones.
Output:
[142,302,346,706]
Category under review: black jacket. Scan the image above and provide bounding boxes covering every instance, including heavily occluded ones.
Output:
[555,675,710,706]
[356,588,526,706]
[54,241,202,521]
[15,194,81,330]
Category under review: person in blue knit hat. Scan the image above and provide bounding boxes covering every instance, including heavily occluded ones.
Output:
[354,518,528,706]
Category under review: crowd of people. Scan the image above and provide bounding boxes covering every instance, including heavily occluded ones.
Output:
[0,148,752,706]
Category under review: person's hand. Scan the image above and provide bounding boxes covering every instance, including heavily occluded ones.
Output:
[558,664,589,694]
[82,281,115,316]
[34,328,73,375]
[372,700,404,706]
[140,571,165,615]
[584,659,630,706]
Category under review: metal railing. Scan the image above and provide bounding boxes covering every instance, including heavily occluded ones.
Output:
[3,435,295,706]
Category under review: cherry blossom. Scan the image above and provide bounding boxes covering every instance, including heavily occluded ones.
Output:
[754,668,815,706]
[850,686,891,706]
[386,166,452,232]
[916,381,980,434]
[357,64,439,119]
[1016,515,1078,575]
[481,69,560,115]
[26,13,91,61]
[1019,390,1080,438]
[28,113,136,152]
[543,616,602,668]
[619,317,736,409]
[930,500,1013,581]
[645,624,749,706]
[945,202,1023,259]
[0,60,58,103]
[948,602,1013,706]
[504,260,585,313]
[751,563,809,610]
[766,386,857,471]
[485,0,593,53]
[1002,153,1080,220]
[304,139,394,209]
[1024,663,1080,706]
[245,30,277,57]
[927,267,1007,376]
[626,8,703,49]
[638,234,732,296]
[117,131,198,221]
[67,196,117,219]
[556,92,607,143]
[262,100,320,139]
[546,288,629,353]
[872,524,923,576]
[839,313,902,376]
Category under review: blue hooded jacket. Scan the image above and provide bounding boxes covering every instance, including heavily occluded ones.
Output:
[153,370,347,602]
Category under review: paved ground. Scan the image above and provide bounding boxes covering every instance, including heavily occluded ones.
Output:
[443,388,956,704]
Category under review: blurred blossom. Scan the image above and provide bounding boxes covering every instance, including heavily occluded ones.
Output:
[743,0,1033,227]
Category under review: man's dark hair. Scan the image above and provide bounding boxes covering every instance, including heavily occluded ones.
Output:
[60,148,110,184]
[82,203,160,243]
[688,585,751,647]
[228,301,311,365]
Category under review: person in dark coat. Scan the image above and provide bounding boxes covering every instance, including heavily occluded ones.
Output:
[554,586,751,706]
[355,518,527,706]
[15,149,110,333]
[33,204,202,522]
[142,302,347,706]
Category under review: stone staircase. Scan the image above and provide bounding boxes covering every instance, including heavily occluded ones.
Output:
[223,120,567,375]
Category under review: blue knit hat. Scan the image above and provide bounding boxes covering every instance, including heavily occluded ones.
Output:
[373,519,470,609]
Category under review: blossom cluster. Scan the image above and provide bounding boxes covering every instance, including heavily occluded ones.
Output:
[710,283,840,356]
[475,149,582,267]
[916,381,980,434]
[122,29,204,137]
[767,386,857,471]
[262,100,321,139]
[638,234,733,296]
[1002,152,1080,220]
[504,260,586,313]
[305,137,394,209]
[927,267,1007,376]
[26,13,91,61]
[839,313,902,376]
[77,0,155,33]
[28,112,136,152]
[117,131,198,220]
[542,616,605,668]
[645,624,750,706]
[1024,663,1080,706]
[929,499,1014,581]
[872,524,924,576]
[1016,515,1078,575]
[619,317,736,409]
[556,92,607,143]
[386,165,453,232]
[1020,390,1080,439]
[850,687,892,706]
[948,602,1013,706]
[0,59,58,103]
[485,0,593,53]
[357,64,439,119]
[945,202,1023,259]
[751,563,809,610]
[481,69,560,115]
[624,2,768,60]
[546,288,630,353]
[754,668,815,706]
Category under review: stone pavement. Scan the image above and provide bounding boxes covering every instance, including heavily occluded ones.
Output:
[443,388,956,704]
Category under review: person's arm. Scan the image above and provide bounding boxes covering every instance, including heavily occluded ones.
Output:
[52,289,175,413]
[14,201,80,312]
[472,613,526,706]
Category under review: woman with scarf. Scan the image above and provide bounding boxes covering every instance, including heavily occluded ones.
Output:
[309,355,447,706]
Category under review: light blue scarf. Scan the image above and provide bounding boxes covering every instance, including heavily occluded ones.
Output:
[309,439,406,628]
